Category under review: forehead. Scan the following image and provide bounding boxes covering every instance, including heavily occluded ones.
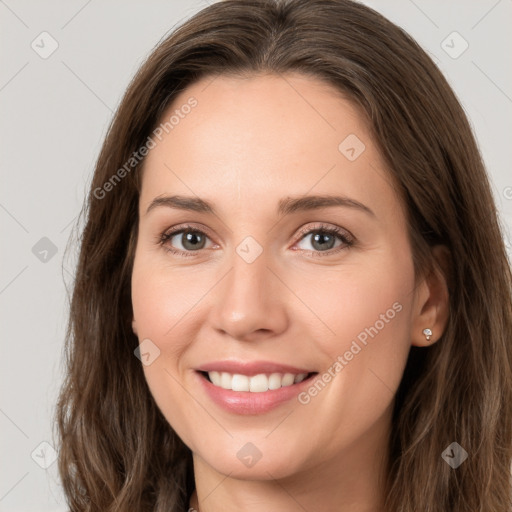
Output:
[139,72,401,222]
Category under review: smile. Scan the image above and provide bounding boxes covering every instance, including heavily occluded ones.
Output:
[194,361,318,415]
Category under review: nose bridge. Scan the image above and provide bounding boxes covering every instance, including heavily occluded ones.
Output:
[224,214,272,285]
[226,240,273,308]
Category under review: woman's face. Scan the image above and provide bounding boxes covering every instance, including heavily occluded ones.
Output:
[131,72,426,480]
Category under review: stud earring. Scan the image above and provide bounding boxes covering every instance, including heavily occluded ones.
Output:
[422,328,433,341]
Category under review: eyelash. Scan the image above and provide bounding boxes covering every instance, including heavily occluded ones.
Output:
[157,223,355,258]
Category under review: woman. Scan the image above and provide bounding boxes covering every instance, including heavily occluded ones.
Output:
[54,0,512,510]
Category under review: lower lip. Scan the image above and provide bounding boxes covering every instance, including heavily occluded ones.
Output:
[196,371,316,415]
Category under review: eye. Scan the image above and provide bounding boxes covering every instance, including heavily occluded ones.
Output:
[293,223,354,257]
[158,224,215,257]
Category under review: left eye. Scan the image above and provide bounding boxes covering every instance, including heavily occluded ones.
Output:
[295,228,348,252]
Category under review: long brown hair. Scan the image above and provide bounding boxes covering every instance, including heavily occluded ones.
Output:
[53,0,512,510]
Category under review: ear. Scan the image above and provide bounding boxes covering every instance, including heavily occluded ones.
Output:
[132,318,138,336]
[410,245,451,347]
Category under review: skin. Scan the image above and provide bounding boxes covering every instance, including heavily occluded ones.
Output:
[131,72,449,512]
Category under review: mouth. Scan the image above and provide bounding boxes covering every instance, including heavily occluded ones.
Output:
[195,366,319,415]
[198,370,317,392]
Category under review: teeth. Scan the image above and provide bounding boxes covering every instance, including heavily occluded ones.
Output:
[294,373,308,384]
[209,371,221,386]
[207,371,308,392]
[232,374,249,392]
[268,373,282,390]
[249,373,268,392]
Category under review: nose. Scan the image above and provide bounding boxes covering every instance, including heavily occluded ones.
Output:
[209,245,290,342]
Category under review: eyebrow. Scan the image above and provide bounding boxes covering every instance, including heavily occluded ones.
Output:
[145,194,375,218]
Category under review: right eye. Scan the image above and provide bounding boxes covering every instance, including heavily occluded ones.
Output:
[159,225,215,257]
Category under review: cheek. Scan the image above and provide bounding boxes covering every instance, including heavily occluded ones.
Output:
[131,258,199,445]
[288,257,414,455]
[131,251,204,352]
[131,246,228,411]
[300,256,414,357]
[298,250,415,406]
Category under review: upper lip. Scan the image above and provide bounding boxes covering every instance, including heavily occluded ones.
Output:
[196,360,315,376]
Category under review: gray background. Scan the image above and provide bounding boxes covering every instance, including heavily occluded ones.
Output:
[1,0,511,510]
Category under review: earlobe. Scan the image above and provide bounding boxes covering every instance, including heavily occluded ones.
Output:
[410,245,451,347]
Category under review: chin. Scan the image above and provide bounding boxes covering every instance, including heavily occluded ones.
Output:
[194,441,310,481]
